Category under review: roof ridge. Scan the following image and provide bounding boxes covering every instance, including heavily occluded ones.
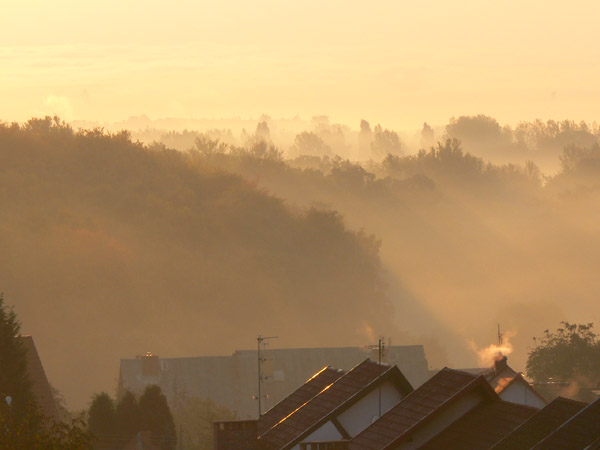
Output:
[383,373,498,449]
[532,396,600,449]
[261,358,396,449]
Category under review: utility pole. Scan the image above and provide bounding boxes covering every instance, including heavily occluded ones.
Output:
[256,335,277,417]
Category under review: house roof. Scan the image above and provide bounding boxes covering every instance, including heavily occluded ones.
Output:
[349,368,498,450]
[258,359,412,450]
[19,336,60,421]
[420,398,538,449]
[473,356,547,407]
[491,396,587,450]
[532,396,600,449]
[258,366,346,435]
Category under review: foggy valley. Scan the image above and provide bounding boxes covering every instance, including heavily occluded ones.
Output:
[1,115,599,411]
[2,1,600,448]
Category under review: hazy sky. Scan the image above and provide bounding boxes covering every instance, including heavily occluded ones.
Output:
[2,0,600,129]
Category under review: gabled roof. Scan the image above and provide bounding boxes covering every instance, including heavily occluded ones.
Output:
[420,399,538,449]
[349,368,498,450]
[19,336,60,421]
[491,396,587,450]
[258,359,412,450]
[258,366,346,434]
[532,396,600,449]
[486,366,546,403]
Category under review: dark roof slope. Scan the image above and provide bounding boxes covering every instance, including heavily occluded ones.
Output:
[19,336,60,421]
[533,396,600,449]
[258,359,410,450]
[349,368,496,450]
[258,366,346,434]
[421,399,538,450]
[491,396,587,450]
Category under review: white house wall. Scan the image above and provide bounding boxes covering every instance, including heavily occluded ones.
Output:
[500,380,546,409]
[301,420,343,445]
[337,380,404,437]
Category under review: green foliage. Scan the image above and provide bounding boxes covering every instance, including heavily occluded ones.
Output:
[0,293,32,417]
[172,398,236,450]
[526,322,600,382]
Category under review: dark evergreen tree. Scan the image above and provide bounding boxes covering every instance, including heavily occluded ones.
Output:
[88,392,116,448]
[115,390,140,443]
[139,385,176,450]
[0,293,32,418]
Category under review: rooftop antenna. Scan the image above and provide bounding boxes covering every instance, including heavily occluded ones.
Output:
[378,336,385,417]
[255,335,277,417]
[497,323,503,346]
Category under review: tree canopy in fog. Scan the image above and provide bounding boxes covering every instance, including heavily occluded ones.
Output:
[0,117,392,408]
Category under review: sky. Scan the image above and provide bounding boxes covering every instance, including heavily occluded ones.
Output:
[2,1,600,129]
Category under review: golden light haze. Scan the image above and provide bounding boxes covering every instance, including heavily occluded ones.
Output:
[2,0,600,128]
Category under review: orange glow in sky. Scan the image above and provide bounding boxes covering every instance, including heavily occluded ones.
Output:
[2,0,599,128]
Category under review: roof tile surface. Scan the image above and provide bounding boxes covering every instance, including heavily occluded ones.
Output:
[533,396,600,449]
[349,368,481,450]
[491,396,587,450]
[258,367,346,435]
[421,399,538,449]
[258,360,391,450]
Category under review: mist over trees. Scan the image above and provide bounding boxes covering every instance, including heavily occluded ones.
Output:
[186,123,600,371]
[0,117,393,408]
[3,114,600,410]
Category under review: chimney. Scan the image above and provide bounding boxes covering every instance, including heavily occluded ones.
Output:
[493,355,508,373]
[139,352,160,377]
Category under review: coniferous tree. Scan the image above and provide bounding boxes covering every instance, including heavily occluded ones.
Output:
[139,385,176,450]
[115,390,140,444]
[88,392,116,448]
[0,293,32,418]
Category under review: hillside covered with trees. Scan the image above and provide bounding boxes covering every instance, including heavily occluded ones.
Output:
[0,118,392,408]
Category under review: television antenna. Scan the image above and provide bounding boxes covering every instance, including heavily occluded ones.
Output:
[255,335,277,417]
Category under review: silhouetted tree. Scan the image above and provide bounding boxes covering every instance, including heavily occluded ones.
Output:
[88,393,116,448]
[139,385,176,450]
[291,131,333,157]
[527,322,600,382]
[371,125,402,158]
[0,293,32,418]
[115,390,140,444]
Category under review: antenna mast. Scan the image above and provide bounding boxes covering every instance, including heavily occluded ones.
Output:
[256,335,277,417]
[497,323,503,346]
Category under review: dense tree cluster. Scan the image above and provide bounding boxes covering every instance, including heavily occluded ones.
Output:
[0,117,392,406]
[527,322,600,383]
[88,387,176,450]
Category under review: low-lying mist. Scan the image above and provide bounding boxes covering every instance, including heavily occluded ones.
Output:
[2,115,599,410]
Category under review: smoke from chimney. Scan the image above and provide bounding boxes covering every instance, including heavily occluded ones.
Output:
[469,330,516,367]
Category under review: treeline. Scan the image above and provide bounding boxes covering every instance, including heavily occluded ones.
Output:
[129,114,600,173]
[0,117,393,408]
